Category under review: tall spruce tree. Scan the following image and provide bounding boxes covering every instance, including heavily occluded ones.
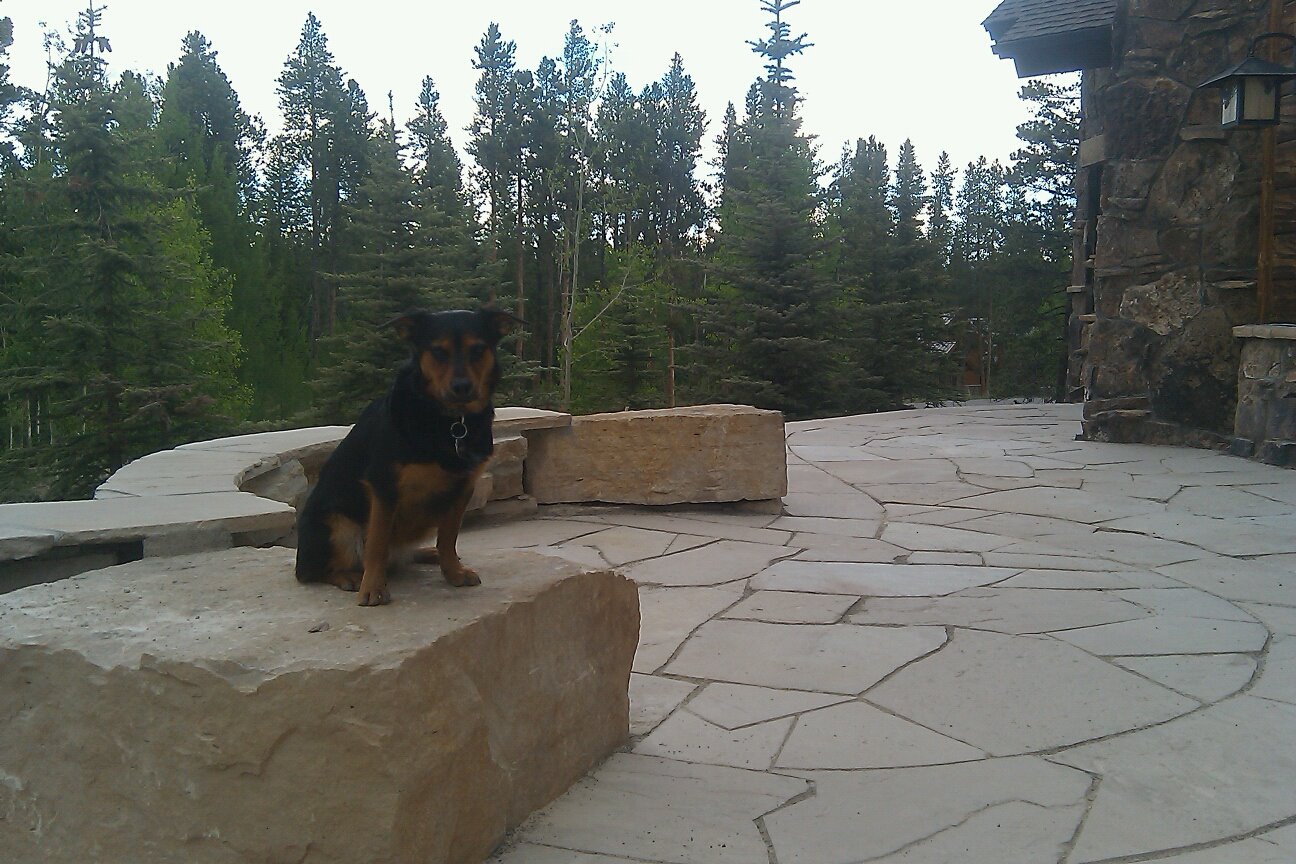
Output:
[274,14,370,344]
[828,137,896,410]
[887,140,952,404]
[155,32,304,419]
[311,121,428,421]
[407,76,491,310]
[927,151,956,265]
[694,0,842,419]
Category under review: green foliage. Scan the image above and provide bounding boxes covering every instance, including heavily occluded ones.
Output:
[0,2,1081,500]
[571,247,672,413]
[1,12,244,500]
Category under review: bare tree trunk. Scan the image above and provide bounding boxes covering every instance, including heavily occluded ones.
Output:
[515,173,526,358]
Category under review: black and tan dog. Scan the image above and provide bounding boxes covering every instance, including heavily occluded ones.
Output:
[295,307,513,605]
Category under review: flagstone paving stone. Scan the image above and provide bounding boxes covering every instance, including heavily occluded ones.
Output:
[1112,654,1257,703]
[780,492,885,519]
[490,404,1296,864]
[1054,615,1268,656]
[996,566,1179,589]
[1243,602,1296,635]
[622,540,792,587]
[684,682,848,730]
[786,534,907,562]
[633,585,744,674]
[721,590,856,624]
[849,586,1148,634]
[1155,556,1295,605]
[633,710,794,770]
[906,550,983,565]
[665,619,947,694]
[768,515,881,538]
[752,560,1018,596]
[1102,512,1296,556]
[564,526,684,566]
[868,629,1198,755]
[776,700,986,769]
[855,481,994,506]
[629,674,698,737]
[763,757,1092,864]
[504,754,808,864]
[880,522,1014,553]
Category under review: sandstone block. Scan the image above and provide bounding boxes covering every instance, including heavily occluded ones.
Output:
[524,405,787,505]
[488,435,528,500]
[0,547,639,864]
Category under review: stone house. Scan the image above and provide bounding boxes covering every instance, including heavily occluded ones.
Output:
[984,0,1296,465]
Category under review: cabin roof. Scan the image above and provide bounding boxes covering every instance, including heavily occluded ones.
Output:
[983,0,1117,77]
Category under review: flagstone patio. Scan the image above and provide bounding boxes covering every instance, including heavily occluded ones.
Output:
[475,402,1296,864]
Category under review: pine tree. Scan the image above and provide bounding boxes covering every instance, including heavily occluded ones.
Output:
[468,23,519,271]
[826,137,892,408]
[407,77,491,311]
[595,72,651,250]
[311,121,427,422]
[0,12,18,170]
[694,0,843,419]
[155,31,304,420]
[0,4,243,498]
[927,151,956,265]
[886,140,953,405]
[1010,76,1079,240]
[274,13,371,343]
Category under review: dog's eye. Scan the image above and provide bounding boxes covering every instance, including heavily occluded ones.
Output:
[469,344,487,361]
[429,347,450,362]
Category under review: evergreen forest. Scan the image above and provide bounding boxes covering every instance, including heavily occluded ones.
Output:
[0,1,1079,502]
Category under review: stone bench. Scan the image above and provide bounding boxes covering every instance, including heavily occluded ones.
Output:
[0,546,639,864]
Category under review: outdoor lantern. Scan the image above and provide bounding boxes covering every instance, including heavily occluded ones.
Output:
[1201,32,1296,128]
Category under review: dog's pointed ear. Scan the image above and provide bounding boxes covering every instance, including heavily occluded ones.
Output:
[480,306,526,344]
[383,312,423,343]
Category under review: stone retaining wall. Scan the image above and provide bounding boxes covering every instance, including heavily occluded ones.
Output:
[0,405,787,590]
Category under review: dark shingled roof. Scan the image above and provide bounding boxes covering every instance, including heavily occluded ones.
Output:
[983,0,1116,44]
[983,0,1116,77]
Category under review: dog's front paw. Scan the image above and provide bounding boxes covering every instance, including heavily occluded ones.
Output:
[442,564,481,588]
[356,577,390,606]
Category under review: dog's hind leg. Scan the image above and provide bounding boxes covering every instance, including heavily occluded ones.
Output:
[296,507,339,583]
[318,514,363,591]
[410,546,439,566]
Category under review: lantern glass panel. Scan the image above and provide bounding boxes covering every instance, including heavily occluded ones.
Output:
[1222,83,1241,126]
[1242,76,1280,122]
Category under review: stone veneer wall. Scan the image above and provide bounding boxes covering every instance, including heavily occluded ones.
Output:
[1080,0,1271,446]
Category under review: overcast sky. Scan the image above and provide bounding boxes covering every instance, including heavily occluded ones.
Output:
[2,0,1047,180]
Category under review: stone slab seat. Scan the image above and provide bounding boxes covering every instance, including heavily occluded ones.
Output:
[0,546,639,864]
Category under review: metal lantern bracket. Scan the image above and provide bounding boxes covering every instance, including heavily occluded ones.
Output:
[1201,32,1296,128]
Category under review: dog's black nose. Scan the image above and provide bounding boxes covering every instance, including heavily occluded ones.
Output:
[450,378,474,400]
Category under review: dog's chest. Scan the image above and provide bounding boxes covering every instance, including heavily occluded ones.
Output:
[394,462,471,515]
